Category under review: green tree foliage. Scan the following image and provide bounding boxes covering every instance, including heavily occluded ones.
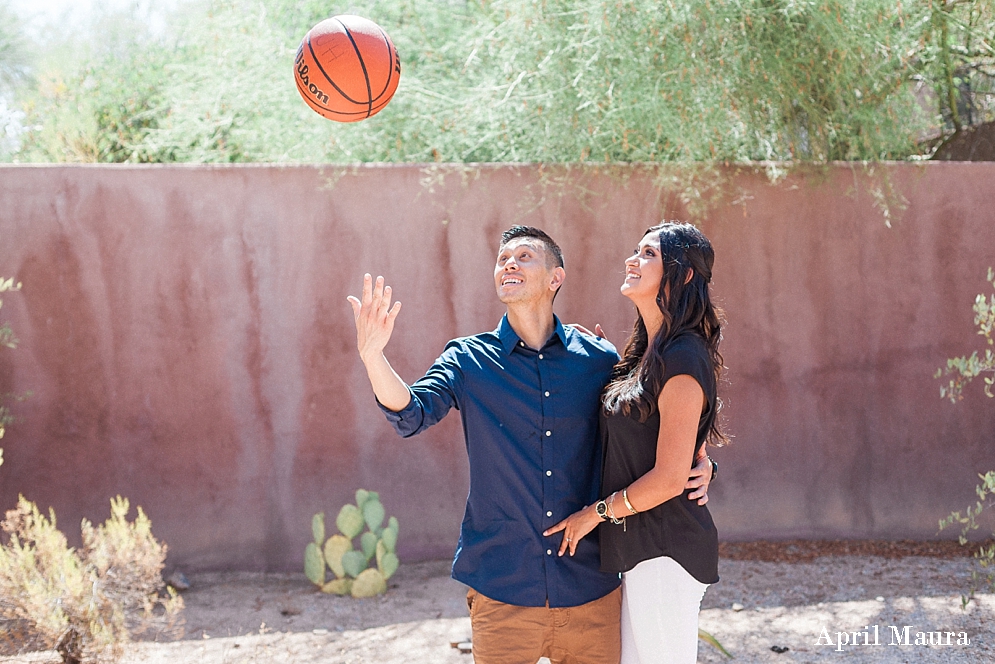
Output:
[9,0,995,163]
[0,0,29,91]
[0,0,30,158]
[925,0,995,133]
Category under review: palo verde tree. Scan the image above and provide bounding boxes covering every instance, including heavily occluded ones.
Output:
[8,0,995,165]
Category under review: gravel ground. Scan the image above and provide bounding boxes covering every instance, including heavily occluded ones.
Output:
[3,547,993,663]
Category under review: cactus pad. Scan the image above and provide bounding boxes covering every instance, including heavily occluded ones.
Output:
[355,489,369,508]
[304,542,325,586]
[323,534,352,579]
[380,526,397,553]
[388,516,399,533]
[336,504,364,539]
[321,578,352,595]
[375,539,386,569]
[363,498,385,532]
[360,531,378,561]
[379,551,399,580]
[341,550,367,578]
[312,512,325,546]
[351,568,387,597]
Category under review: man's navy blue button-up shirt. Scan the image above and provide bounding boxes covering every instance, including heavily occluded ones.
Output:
[378,315,621,607]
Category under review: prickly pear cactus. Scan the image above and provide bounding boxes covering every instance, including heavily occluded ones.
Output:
[336,504,364,539]
[306,490,400,596]
[381,524,397,553]
[323,534,352,579]
[360,531,378,561]
[351,568,387,598]
[363,498,385,532]
[379,552,399,580]
[375,539,387,570]
[342,550,367,578]
[305,542,325,585]
[322,578,352,595]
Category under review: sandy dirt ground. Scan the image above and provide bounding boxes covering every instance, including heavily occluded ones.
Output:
[3,554,993,663]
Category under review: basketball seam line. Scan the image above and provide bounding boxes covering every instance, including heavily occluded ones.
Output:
[369,27,394,102]
[306,33,367,106]
[335,17,373,117]
[295,77,392,116]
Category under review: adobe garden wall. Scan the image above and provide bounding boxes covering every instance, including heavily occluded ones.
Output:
[0,162,992,570]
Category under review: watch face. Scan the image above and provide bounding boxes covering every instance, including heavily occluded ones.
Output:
[596,500,608,518]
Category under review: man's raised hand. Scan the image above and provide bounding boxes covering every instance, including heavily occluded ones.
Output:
[347,274,402,363]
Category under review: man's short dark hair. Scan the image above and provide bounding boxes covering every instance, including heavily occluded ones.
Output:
[499,226,564,270]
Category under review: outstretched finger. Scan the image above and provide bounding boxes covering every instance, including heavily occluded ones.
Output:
[347,295,362,322]
[371,276,386,311]
[361,273,374,307]
[543,520,566,537]
[387,301,402,322]
[378,285,393,320]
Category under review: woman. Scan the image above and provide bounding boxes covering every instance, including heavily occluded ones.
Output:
[544,222,724,664]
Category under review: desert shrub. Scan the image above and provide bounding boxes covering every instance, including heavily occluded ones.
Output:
[936,267,995,402]
[940,472,995,607]
[0,496,183,663]
[936,267,995,607]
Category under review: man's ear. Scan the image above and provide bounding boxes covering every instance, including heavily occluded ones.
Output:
[684,268,694,285]
[550,266,566,293]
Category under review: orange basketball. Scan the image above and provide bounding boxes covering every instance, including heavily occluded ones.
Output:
[294,15,401,123]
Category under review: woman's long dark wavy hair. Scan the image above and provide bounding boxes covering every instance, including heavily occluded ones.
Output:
[603,222,728,446]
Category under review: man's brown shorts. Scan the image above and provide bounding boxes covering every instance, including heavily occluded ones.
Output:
[466,586,622,664]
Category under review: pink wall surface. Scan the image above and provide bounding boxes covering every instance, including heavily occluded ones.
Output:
[0,163,992,571]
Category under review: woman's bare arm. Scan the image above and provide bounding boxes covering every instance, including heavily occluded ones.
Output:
[622,374,703,512]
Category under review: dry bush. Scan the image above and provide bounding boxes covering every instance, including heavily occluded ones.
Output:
[0,495,183,663]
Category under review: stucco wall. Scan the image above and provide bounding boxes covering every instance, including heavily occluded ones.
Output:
[0,163,992,571]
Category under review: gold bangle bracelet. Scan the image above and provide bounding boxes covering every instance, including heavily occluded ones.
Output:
[622,488,638,515]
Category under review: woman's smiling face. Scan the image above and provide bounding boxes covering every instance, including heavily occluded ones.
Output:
[621,232,663,305]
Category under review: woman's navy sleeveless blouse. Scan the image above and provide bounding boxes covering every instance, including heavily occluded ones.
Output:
[598,332,720,585]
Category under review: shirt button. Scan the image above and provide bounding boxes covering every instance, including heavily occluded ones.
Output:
[544,391,550,397]
[539,353,544,359]
[546,511,552,517]
[546,470,552,476]
[546,549,552,555]
[519,341,525,347]
[545,430,551,436]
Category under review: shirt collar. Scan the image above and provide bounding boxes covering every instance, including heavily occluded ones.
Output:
[497,314,568,354]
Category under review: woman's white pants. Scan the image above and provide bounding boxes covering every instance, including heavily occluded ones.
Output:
[620,556,708,664]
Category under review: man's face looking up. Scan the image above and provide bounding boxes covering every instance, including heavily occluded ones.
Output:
[494,238,562,305]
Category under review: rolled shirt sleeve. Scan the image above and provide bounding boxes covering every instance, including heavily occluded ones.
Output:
[376,341,463,438]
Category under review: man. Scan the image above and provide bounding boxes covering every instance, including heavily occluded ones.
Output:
[348,226,712,664]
